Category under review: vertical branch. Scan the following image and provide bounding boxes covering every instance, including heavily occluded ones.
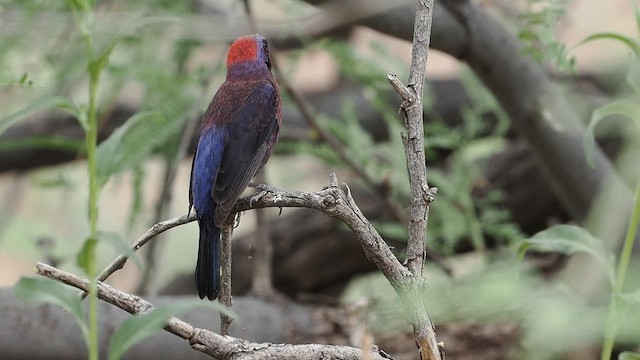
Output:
[388,1,441,359]
[403,0,435,278]
[219,220,234,335]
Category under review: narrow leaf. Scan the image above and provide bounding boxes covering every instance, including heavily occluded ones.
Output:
[95,111,162,186]
[77,237,98,275]
[577,32,640,57]
[458,137,508,163]
[0,97,80,136]
[626,55,640,94]
[584,100,640,167]
[0,137,85,152]
[517,225,614,284]
[13,277,88,338]
[108,301,233,360]
[619,352,640,360]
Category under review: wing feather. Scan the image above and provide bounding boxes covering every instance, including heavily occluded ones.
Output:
[211,81,279,227]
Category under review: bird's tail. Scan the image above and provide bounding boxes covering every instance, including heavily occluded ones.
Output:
[195,218,221,300]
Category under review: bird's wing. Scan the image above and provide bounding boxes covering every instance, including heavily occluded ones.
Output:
[212,81,279,226]
[188,147,196,214]
[190,125,226,217]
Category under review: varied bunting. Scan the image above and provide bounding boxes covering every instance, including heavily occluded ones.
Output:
[189,34,281,300]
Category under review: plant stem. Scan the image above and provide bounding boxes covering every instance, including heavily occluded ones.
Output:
[85,66,100,360]
[73,1,100,356]
[601,179,640,360]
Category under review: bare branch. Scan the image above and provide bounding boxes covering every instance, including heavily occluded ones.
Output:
[96,214,194,284]
[96,175,411,290]
[219,222,234,335]
[387,1,441,359]
[392,0,434,279]
[36,262,388,360]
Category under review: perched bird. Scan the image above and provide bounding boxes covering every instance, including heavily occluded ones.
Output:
[189,34,281,300]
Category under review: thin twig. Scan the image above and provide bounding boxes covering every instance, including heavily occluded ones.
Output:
[36,262,388,359]
[96,214,195,284]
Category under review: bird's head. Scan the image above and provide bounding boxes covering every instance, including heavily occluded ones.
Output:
[226,34,272,78]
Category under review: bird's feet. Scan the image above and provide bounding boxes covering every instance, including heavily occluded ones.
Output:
[247,183,277,207]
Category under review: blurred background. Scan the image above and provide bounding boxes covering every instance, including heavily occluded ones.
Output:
[1,0,639,359]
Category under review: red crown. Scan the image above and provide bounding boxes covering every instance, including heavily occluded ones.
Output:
[227,36,258,66]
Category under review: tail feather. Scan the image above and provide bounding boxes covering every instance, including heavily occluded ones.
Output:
[195,219,221,300]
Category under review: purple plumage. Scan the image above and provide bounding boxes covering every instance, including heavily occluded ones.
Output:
[189,34,281,300]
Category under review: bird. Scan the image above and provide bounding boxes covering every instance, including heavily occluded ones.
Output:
[189,34,281,300]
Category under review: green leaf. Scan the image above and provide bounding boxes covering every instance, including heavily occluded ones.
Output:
[0,96,80,136]
[627,55,640,94]
[0,137,85,153]
[77,237,98,275]
[576,32,640,57]
[584,100,640,167]
[95,111,162,186]
[517,225,614,284]
[458,137,508,163]
[13,277,88,338]
[619,352,640,360]
[108,301,233,360]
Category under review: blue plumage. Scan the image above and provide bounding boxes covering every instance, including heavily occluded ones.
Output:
[189,34,281,300]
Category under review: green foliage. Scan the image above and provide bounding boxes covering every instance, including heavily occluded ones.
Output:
[76,236,98,275]
[0,96,81,135]
[427,69,523,254]
[13,277,88,342]
[515,179,640,360]
[580,41,640,167]
[0,136,85,153]
[620,352,640,360]
[284,38,523,255]
[518,225,614,283]
[127,164,146,232]
[519,0,576,72]
[575,15,640,358]
[1,2,201,359]
[95,111,162,187]
[343,262,640,358]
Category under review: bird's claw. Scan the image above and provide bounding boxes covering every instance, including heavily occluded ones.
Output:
[248,183,278,207]
[249,190,268,207]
